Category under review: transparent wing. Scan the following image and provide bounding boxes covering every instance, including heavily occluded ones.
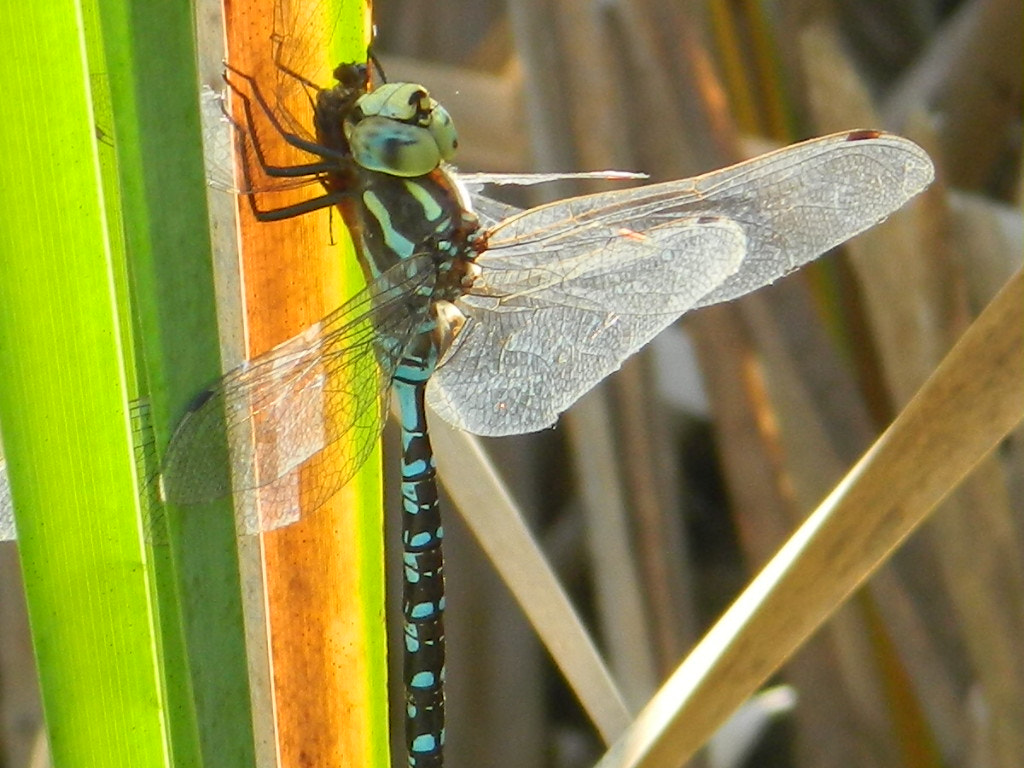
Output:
[457,170,646,229]
[269,0,350,141]
[0,459,13,541]
[457,170,647,188]
[454,181,527,232]
[160,254,436,531]
[428,131,934,436]
[466,194,521,231]
[428,216,748,434]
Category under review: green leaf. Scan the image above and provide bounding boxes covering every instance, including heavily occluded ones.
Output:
[0,0,170,765]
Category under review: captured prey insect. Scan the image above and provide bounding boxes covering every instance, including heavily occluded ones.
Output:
[157,60,934,768]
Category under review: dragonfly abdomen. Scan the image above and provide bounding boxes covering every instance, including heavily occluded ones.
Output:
[394,341,446,768]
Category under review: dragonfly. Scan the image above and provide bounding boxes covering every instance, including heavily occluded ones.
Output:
[1,56,934,768]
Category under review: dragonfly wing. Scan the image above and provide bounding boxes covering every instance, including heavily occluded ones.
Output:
[428,216,748,435]
[466,194,523,231]
[482,131,932,307]
[160,254,436,531]
[457,170,647,187]
[429,131,933,436]
[459,171,647,229]
[686,132,934,307]
[0,459,13,541]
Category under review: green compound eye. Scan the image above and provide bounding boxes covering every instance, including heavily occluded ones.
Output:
[426,102,457,162]
[358,83,432,124]
[347,115,443,177]
[347,83,459,175]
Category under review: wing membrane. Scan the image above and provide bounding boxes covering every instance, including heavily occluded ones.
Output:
[160,254,436,530]
[429,132,934,435]
[428,216,748,434]
[0,459,13,542]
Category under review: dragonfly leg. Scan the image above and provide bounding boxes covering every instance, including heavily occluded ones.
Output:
[270,43,323,118]
[223,101,351,221]
[223,81,338,179]
[224,63,348,162]
[222,64,358,221]
[248,191,352,223]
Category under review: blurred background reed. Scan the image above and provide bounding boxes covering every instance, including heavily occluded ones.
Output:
[1,0,1021,767]
[373,1,1023,767]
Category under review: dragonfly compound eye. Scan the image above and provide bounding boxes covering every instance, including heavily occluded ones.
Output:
[425,102,457,162]
[347,83,460,176]
[357,83,433,124]
[347,116,444,176]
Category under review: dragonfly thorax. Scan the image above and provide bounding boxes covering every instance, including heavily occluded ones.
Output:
[352,165,480,282]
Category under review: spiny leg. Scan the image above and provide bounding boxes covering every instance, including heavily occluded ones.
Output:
[246,190,353,222]
[270,41,323,119]
[225,63,347,162]
[222,80,337,178]
[222,65,353,221]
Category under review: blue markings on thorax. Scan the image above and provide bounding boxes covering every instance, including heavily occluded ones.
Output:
[402,178,444,223]
[363,189,416,261]
[359,174,459,282]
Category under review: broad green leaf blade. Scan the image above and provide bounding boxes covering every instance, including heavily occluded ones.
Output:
[94,0,258,765]
[0,2,168,766]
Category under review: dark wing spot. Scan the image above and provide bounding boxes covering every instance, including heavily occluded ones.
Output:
[185,387,217,414]
[845,129,882,142]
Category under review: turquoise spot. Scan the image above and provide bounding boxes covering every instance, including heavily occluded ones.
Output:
[404,458,428,476]
[411,734,437,754]
[411,671,435,689]
[396,386,419,421]
[409,531,434,548]
[407,703,417,718]
[406,633,420,652]
[411,601,435,619]
[438,596,446,610]
[405,566,419,583]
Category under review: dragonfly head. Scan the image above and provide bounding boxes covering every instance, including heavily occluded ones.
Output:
[332,61,370,92]
[345,83,458,177]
